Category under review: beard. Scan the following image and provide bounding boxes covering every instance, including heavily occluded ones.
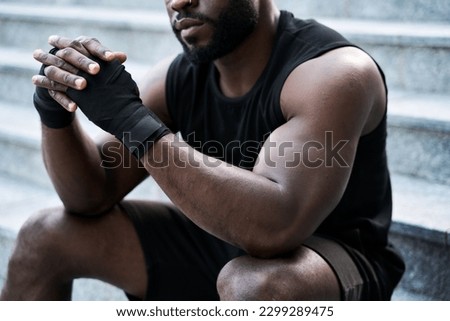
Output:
[172,0,259,64]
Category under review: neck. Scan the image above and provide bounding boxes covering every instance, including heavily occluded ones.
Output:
[214,4,280,98]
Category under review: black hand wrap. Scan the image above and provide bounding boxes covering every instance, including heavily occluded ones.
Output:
[33,48,75,129]
[66,58,170,159]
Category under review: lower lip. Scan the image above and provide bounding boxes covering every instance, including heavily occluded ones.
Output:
[180,24,204,38]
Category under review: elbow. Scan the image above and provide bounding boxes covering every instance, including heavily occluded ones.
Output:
[240,229,306,259]
[243,246,285,260]
[56,179,122,216]
[242,241,296,259]
[241,203,309,258]
[61,197,115,217]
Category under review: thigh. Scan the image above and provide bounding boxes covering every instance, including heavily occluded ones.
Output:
[121,200,245,301]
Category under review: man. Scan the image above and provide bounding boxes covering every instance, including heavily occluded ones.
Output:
[1,0,404,300]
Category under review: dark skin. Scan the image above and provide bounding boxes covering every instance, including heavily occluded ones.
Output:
[1,0,386,300]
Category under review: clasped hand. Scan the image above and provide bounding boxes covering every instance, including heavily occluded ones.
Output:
[32,35,128,112]
[32,35,170,159]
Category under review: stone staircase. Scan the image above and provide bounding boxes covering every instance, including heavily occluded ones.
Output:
[0,0,449,300]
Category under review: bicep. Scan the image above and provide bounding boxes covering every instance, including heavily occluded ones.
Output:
[253,117,358,240]
[252,50,377,240]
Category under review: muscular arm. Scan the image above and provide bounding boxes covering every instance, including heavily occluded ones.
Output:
[34,37,172,214]
[40,120,147,214]
[141,48,386,258]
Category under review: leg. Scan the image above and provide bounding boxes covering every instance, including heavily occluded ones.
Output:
[0,204,147,300]
[217,245,341,301]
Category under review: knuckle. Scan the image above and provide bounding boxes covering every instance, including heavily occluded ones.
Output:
[77,56,87,65]
[49,80,57,89]
[62,73,72,84]
[54,58,65,68]
[69,39,81,47]
[69,39,85,52]
[58,47,72,58]
[53,92,63,103]
[84,37,102,49]
[44,66,57,77]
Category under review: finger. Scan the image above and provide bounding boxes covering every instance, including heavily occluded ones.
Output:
[33,49,79,74]
[49,34,127,65]
[76,36,128,63]
[48,35,99,74]
[55,47,100,75]
[32,75,68,92]
[48,90,78,112]
[44,65,87,90]
[48,35,90,57]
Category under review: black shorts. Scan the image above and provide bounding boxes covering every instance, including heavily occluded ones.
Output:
[121,200,388,301]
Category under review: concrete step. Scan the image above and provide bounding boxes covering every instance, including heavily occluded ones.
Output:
[0,0,165,11]
[1,0,448,23]
[0,47,40,107]
[316,18,450,94]
[389,174,450,300]
[0,99,105,188]
[277,0,450,23]
[0,4,449,95]
[0,3,181,65]
[387,92,450,185]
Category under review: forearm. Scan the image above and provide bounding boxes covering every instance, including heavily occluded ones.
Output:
[142,134,299,257]
[41,116,108,214]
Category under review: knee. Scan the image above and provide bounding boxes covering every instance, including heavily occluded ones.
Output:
[10,207,70,272]
[217,256,274,301]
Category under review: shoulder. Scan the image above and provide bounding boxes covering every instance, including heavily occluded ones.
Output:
[280,46,386,135]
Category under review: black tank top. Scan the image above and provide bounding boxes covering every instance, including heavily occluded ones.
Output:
[166,11,404,295]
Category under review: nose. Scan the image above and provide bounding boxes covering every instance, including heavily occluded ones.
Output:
[170,0,193,12]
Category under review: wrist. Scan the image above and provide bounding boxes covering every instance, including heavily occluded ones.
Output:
[121,110,171,159]
[33,90,75,129]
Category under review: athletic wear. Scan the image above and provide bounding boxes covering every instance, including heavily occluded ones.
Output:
[122,201,244,301]
[162,10,404,299]
[122,200,372,300]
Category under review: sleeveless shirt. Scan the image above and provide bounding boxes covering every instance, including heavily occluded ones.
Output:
[166,11,404,296]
